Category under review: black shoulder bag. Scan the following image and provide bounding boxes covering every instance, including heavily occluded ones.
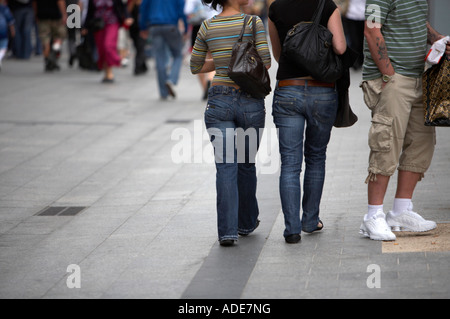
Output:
[227,15,271,99]
[283,0,343,83]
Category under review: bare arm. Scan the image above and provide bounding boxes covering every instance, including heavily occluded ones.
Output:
[268,18,281,62]
[327,8,346,55]
[57,0,67,24]
[196,59,215,74]
[427,22,450,55]
[364,21,395,80]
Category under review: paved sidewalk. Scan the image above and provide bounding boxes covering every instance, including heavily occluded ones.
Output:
[0,53,449,299]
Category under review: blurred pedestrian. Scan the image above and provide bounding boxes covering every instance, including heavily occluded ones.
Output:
[0,0,15,71]
[84,0,133,83]
[184,0,217,100]
[127,0,147,75]
[190,0,271,246]
[140,0,187,100]
[32,0,67,72]
[66,0,81,67]
[79,0,99,70]
[341,0,365,69]
[7,0,33,59]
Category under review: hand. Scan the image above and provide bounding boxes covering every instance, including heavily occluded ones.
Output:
[124,18,134,27]
[81,28,88,36]
[140,30,149,39]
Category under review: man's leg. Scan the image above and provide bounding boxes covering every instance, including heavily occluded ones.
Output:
[151,26,169,98]
[385,77,437,232]
[368,174,390,206]
[395,170,421,199]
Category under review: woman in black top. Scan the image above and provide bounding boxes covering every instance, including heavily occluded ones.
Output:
[268,0,346,244]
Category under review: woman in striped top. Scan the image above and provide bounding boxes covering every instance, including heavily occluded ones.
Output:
[190,0,271,247]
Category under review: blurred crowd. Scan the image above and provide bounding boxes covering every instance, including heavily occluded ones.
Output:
[0,0,365,99]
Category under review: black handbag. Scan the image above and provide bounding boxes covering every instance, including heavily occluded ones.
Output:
[88,17,105,32]
[282,0,343,83]
[76,36,97,70]
[227,15,271,99]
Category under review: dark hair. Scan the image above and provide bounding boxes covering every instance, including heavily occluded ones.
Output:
[201,0,227,11]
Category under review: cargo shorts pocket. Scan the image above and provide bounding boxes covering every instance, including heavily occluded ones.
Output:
[368,114,393,152]
[360,79,382,110]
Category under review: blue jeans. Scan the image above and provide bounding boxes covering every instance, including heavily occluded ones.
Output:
[272,83,338,237]
[205,86,265,241]
[150,25,183,98]
[12,7,33,59]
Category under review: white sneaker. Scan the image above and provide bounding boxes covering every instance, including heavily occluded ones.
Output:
[386,204,437,232]
[359,211,396,241]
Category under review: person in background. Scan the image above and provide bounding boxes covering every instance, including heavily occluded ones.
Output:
[66,0,81,67]
[127,0,147,75]
[140,0,187,100]
[84,0,133,83]
[184,0,217,100]
[341,0,365,70]
[79,0,99,69]
[32,0,67,72]
[117,23,130,67]
[0,0,15,71]
[7,0,33,59]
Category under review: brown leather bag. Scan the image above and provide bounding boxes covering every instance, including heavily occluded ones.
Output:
[423,55,450,126]
[227,15,271,99]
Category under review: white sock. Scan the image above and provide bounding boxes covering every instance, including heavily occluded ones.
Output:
[367,204,383,219]
[392,198,412,216]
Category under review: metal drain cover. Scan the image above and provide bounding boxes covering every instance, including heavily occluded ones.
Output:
[35,206,87,216]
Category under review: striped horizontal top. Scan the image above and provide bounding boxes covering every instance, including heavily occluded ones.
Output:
[363,0,428,80]
[190,13,271,86]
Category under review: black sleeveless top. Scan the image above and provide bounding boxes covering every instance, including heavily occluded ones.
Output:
[269,0,337,80]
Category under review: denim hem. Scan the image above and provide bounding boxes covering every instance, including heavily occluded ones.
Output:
[237,227,256,235]
[301,226,318,233]
[283,232,301,238]
[218,236,238,241]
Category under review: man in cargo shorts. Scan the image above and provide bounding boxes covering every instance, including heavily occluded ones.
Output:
[32,0,67,71]
[359,0,450,241]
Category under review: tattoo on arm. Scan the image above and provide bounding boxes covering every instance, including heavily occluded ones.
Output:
[376,37,391,69]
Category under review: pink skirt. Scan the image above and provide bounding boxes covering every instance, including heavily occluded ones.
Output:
[94,23,121,69]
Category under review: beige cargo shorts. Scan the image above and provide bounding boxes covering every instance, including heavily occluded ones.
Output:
[38,20,67,45]
[360,73,436,182]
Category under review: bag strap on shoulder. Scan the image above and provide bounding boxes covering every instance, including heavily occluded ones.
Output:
[312,0,326,25]
[250,15,257,41]
[238,15,252,42]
